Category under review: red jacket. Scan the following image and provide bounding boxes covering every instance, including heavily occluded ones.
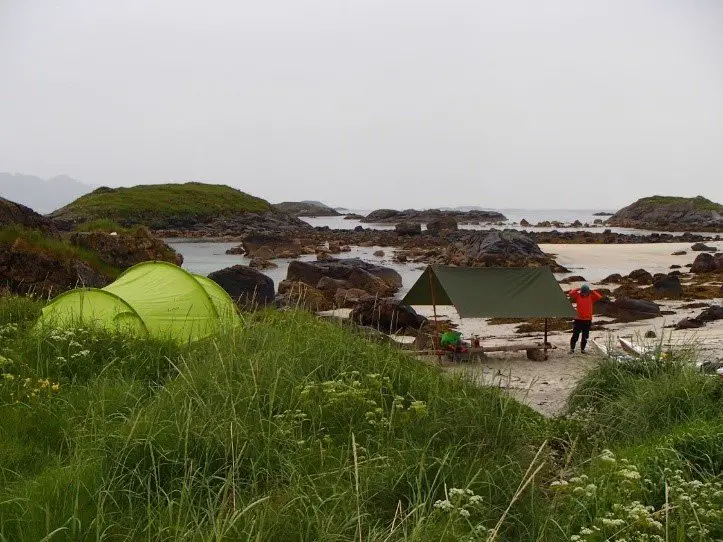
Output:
[568,289,603,320]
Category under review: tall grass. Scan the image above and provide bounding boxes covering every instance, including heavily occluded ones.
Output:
[1,296,720,541]
[0,302,549,541]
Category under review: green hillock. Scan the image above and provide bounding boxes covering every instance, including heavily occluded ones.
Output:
[636,195,723,212]
[50,182,272,228]
[608,195,723,231]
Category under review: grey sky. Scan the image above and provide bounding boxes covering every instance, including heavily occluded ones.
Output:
[1,0,722,210]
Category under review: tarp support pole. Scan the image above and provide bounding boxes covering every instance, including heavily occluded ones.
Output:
[544,318,548,360]
[428,267,441,363]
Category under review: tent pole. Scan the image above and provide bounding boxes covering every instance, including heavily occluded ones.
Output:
[543,318,548,360]
[428,267,441,363]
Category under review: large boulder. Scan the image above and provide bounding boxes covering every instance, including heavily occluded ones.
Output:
[0,197,59,237]
[652,274,683,298]
[628,268,653,284]
[69,228,182,269]
[691,253,717,273]
[426,217,458,235]
[286,259,402,292]
[350,298,427,333]
[595,297,661,322]
[208,265,275,307]
[462,230,545,259]
[395,222,422,236]
[450,230,564,269]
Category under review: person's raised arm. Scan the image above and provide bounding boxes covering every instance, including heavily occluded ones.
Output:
[591,290,604,302]
[568,289,579,300]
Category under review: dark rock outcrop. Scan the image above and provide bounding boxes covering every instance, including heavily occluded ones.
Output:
[350,297,427,333]
[69,228,182,269]
[0,238,110,297]
[0,197,59,237]
[426,217,458,234]
[395,222,422,236]
[652,274,683,297]
[691,253,721,273]
[231,234,303,259]
[363,208,506,225]
[628,269,653,284]
[286,259,402,291]
[208,265,275,307]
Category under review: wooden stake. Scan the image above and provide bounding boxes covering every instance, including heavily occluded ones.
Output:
[428,267,442,362]
[544,318,548,360]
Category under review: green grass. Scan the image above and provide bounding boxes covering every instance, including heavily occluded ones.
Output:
[50,182,272,228]
[0,226,121,279]
[0,296,720,541]
[635,195,723,212]
[74,218,129,233]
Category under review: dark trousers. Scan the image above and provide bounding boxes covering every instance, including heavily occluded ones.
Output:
[570,319,591,351]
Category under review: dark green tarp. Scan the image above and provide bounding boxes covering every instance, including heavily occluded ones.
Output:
[402,266,576,319]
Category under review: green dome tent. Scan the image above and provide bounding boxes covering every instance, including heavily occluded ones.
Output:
[37,261,241,343]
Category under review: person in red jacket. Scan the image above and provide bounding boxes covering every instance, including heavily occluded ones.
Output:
[567,283,603,354]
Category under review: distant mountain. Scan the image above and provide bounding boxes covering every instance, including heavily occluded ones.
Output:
[0,173,93,214]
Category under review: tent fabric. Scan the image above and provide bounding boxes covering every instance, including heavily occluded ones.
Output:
[37,261,241,343]
[403,266,576,319]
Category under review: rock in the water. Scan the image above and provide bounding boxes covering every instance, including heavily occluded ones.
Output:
[426,217,458,234]
[691,243,717,252]
[652,274,683,297]
[519,219,531,227]
[395,222,422,236]
[644,330,657,338]
[69,228,182,269]
[628,268,653,284]
[249,258,278,269]
[239,234,301,259]
[691,253,717,273]
[208,265,275,307]
[595,297,661,322]
[350,297,426,333]
[1,196,59,236]
[364,209,401,222]
[449,229,564,269]
[671,250,687,256]
[373,250,385,257]
[286,259,402,292]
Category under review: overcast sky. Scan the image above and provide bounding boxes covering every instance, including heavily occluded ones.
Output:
[1,1,722,209]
